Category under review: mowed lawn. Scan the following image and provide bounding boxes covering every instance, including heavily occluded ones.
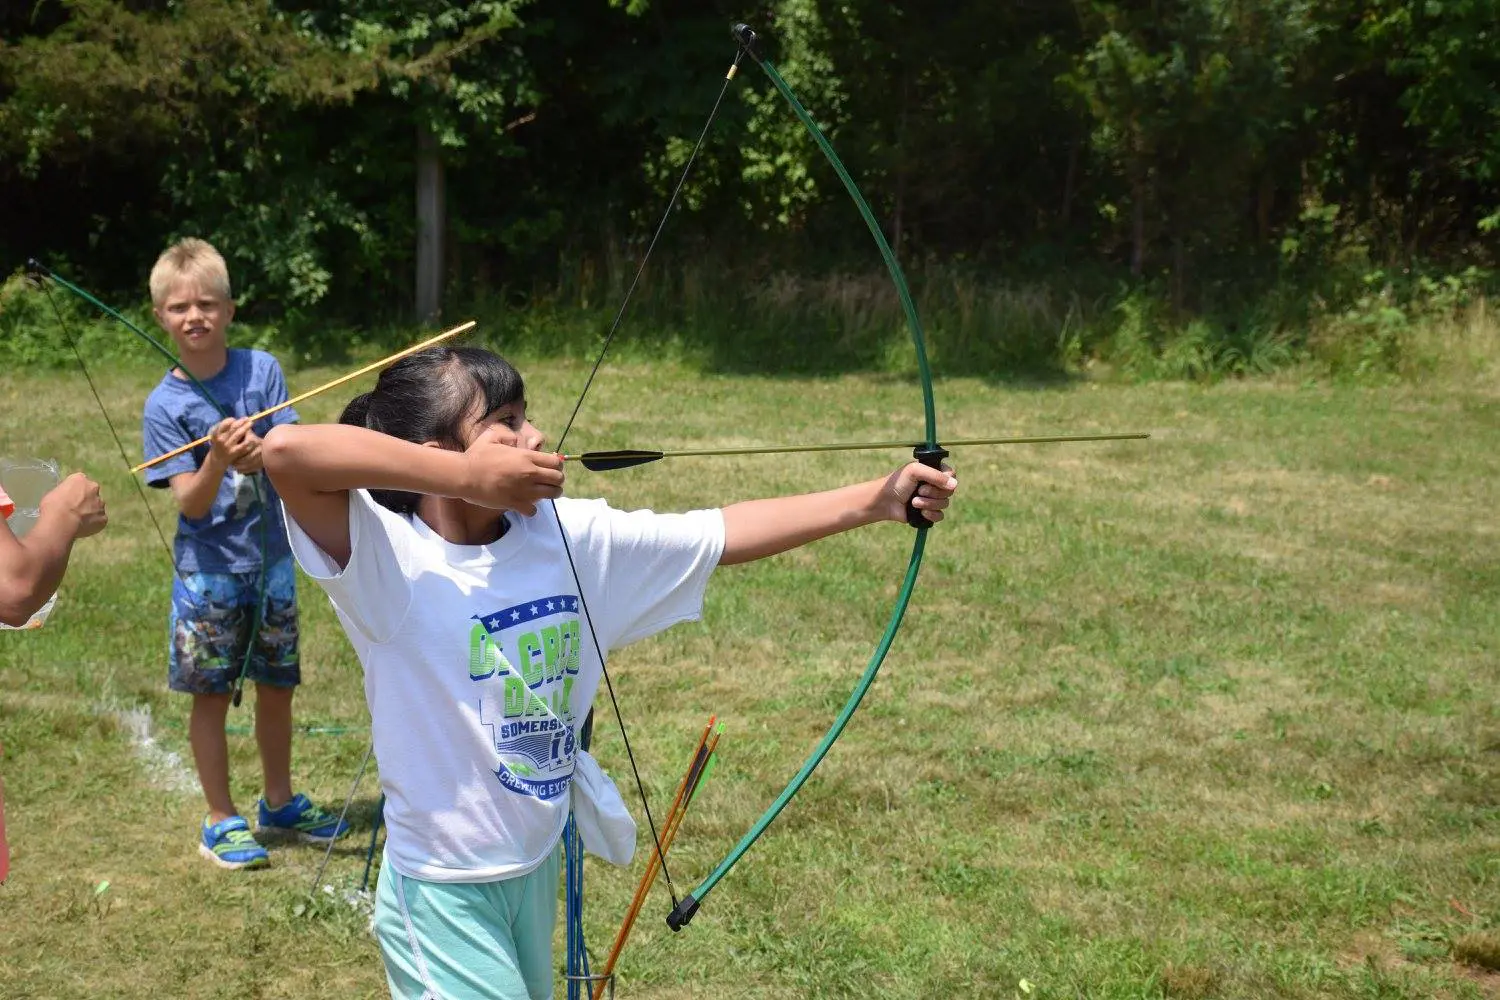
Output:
[0,344,1497,999]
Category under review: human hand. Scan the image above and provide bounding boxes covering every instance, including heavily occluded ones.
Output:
[231,431,264,474]
[460,424,566,516]
[878,461,958,525]
[40,472,108,539]
[208,418,255,468]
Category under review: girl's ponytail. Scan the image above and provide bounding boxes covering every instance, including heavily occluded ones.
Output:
[340,391,373,428]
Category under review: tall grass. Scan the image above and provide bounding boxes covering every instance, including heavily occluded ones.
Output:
[5,257,1495,386]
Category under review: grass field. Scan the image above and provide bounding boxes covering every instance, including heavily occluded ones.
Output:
[1,341,1497,999]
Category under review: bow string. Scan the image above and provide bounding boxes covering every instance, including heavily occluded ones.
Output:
[549,19,957,942]
[551,44,752,938]
[667,22,948,930]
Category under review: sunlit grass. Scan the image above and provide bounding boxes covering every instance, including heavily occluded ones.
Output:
[1,342,1497,999]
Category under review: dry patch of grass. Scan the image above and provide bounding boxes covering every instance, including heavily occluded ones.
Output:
[1456,932,1500,973]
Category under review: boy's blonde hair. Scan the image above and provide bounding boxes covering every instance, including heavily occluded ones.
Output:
[149,238,232,306]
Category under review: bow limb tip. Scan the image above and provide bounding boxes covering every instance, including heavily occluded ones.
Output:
[907,443,951,529]
[25,258,49,287]
[731,23,762,60]
[666,892,701,932]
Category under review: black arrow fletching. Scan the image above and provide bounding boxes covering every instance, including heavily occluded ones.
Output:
[577,449,666,472]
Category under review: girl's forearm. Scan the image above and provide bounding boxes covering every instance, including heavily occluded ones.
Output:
[263,423,470,497]
[719,479,885,565]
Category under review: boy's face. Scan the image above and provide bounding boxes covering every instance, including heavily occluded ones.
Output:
[153,278,234,356]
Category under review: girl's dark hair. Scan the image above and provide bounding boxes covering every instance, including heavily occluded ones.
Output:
[340,345,525,514]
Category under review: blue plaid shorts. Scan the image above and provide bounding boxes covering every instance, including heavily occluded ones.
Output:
[168,557,300,694]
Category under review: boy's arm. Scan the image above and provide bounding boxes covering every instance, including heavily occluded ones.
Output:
[143,391,256,517]
[262,423,565,568]
[0,474,108,626]
[719,463,957,566]
[167,418,254,519]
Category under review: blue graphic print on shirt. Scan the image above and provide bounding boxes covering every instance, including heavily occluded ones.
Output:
[471,594,584,801]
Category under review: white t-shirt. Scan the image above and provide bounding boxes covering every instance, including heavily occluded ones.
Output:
[285,490,724,883]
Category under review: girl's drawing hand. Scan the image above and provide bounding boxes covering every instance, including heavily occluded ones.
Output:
[461,424,566,516]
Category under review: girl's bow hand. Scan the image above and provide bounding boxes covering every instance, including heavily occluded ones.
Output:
[879,461,958,525]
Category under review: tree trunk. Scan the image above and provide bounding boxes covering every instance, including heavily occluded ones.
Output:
[1061,140,1080,230]
[892,72,909,261]
[1131,173,1147,277]
[415,121,446,324]
[1171,234,1185,314]
[1256,172,1273,242]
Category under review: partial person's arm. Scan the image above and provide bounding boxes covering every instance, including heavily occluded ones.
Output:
[719,463,957,566]
[263,423,565,568]
[0,473,108,626]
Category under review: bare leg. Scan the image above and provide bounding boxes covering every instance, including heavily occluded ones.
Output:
[256,683,295,809]
[189,693,236,822]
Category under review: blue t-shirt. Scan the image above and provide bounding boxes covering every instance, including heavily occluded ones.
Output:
[142,348,298,574]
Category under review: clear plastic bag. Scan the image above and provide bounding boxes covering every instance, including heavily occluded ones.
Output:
[0,457,62,630]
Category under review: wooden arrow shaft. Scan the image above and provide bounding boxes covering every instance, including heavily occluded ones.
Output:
[130,321,476,474]
[652,432,1149,458]
[567,432,1149,471]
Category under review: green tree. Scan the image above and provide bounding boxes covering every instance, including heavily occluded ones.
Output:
[1063,0,1320,302]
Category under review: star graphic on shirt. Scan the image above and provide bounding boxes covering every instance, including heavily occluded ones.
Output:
[529,604,539,616]
[486,615,503,631]
[546,600,556,612]
[567,597,577,611]
[511,610,522,622]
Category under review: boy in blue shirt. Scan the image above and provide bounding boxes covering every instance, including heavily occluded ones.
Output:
[142,238,348,869]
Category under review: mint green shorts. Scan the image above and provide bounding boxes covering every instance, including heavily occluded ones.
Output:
[374,848,562,1000]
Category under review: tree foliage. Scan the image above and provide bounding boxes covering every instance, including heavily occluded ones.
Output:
[0,0,1495,349]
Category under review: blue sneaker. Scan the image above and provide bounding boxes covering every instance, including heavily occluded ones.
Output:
[199,816,270,870]
[256,793,351,844]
